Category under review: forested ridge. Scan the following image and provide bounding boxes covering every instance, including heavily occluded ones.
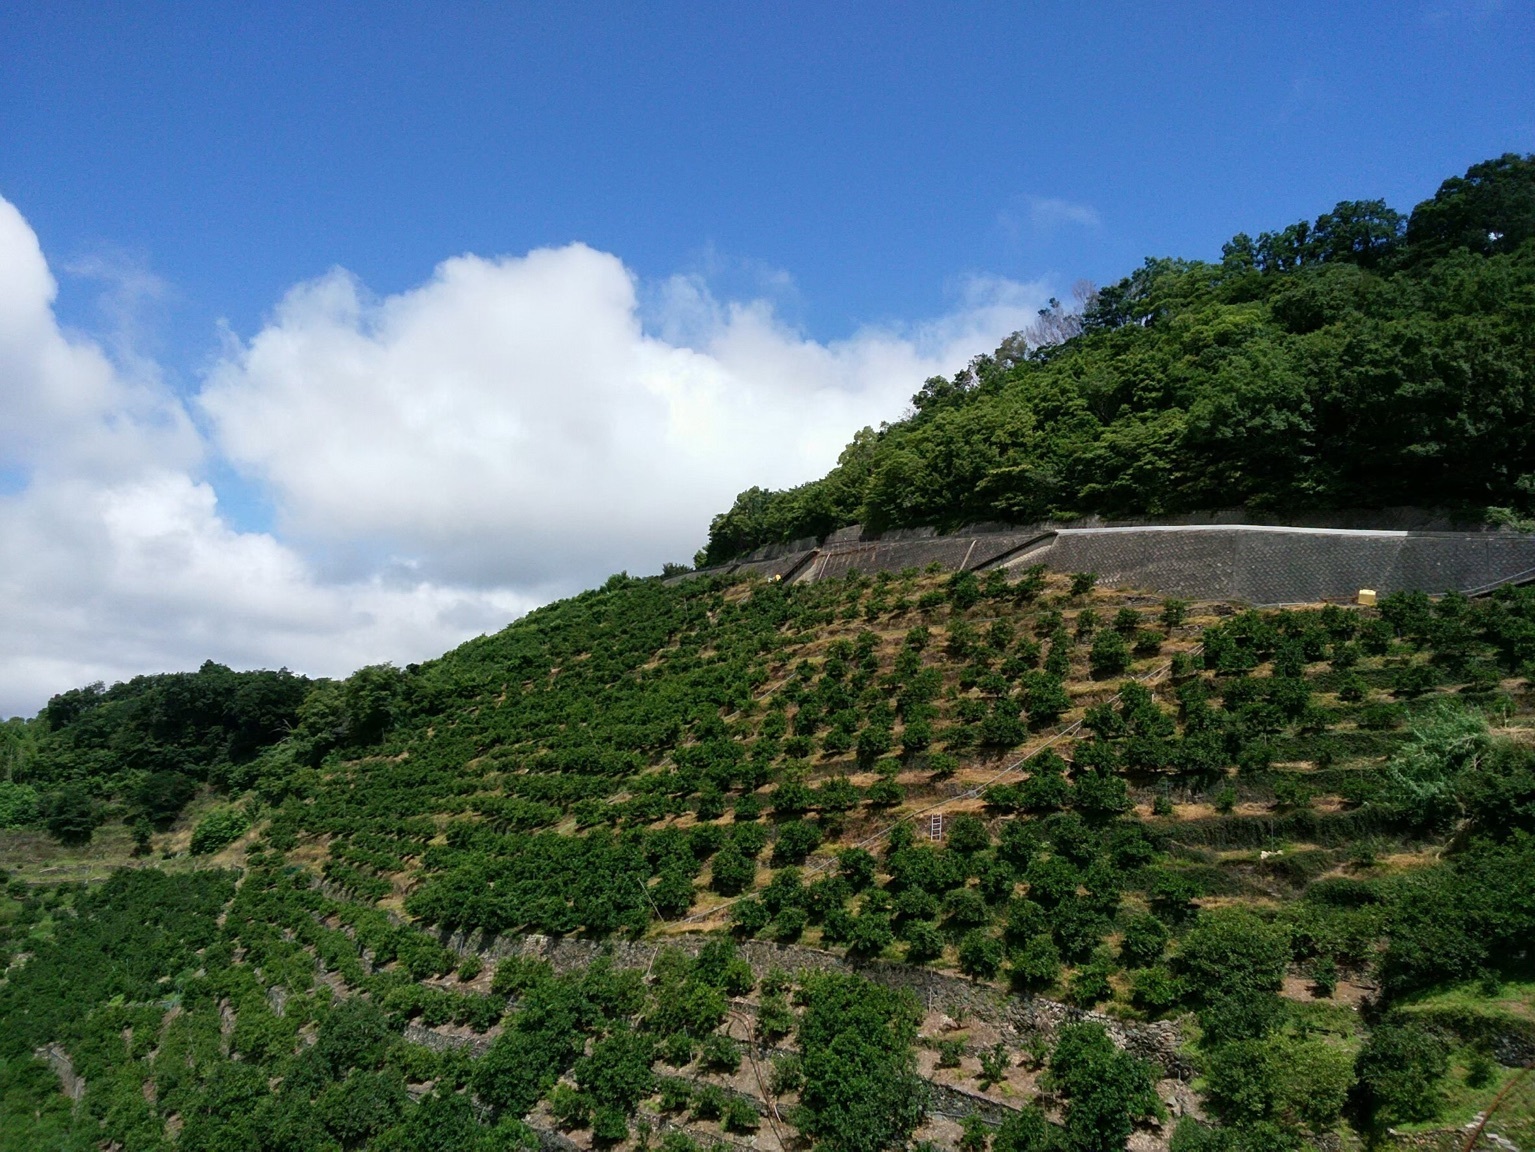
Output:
[700,153,1535,564]
[3,152,1535,1152]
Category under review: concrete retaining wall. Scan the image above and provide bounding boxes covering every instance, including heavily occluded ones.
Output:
[676,520,1535,605]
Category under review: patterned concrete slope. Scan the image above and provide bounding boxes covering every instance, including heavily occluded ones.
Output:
[1026,525,1535,603]
[674,523,1535,604]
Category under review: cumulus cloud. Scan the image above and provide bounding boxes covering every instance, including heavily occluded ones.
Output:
[0,470,532,716]
[0,191,1047,716]
[0,198,530,716]
[0,198,197,481]
[201,247,1048,587]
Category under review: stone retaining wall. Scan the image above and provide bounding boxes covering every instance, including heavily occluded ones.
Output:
[925,1082,1024,1125]
[402,1021,496,1058]
[441,929,1190,1079]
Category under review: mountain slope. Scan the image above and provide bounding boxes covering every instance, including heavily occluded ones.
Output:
[6,565,1535,1149]
[5,152,1535,1152]
[700,154,1535,565]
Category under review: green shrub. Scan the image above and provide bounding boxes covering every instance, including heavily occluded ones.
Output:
[711,847,756,895]
[1466,1050,1496,1089]
[0,781,39,828]
[1068,960,1114,1008]
[948,571,982,610]
[1354,1019,1449,1124]
[700,1032,741,1074]
[548,1084,591,1129]
[1307,956,1337,997]
[1359,619,1394,656]
[723,1097,759,1133]
[1119,914,1168,967]
[1336,672,1368,702]
[660,1035,694,1070]
[40,785,97,845]
[1129,966,1184,1013]
[958,930,1004,978]
[1024,674,1071,725]
[1048,1023,1160,1152]
[190,806,249,855]
[756,992,795,1043]
[1202,1034,1352,1133]
[903,919,945,963]
[1089,630,1130,678]
[591,1105,629,1143]
[960,1114,990,1152]
[1009,934,1061,991]
[1394,663,1439,697]
[490,956,553,998]
[1359,701,1404,729]
[773,905,807,941]
[1379,699,1488,827]
[769,1053,804,1094]
[729,897,770,937]
[795,973,928,1152]
[733,793,765,821]
[772,819,822,865]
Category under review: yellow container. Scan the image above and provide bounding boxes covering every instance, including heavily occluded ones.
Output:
[1357,588,1377,607]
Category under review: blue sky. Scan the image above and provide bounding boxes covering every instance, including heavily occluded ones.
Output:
[7,2,1532,376]
[0,1,1531,712]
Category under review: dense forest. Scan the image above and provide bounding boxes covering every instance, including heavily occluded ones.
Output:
[700,153,1535,564]
[3,154,1535,1152]
[0,663,311,849]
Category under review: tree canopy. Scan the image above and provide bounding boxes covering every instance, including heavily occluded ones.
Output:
[701,154,1535,564]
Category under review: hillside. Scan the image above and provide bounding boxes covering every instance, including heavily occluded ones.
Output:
[4,566,1535,1151]
[3,151,1535,1152]
[700,153,1535,565]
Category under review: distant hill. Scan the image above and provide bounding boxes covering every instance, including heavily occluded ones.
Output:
[700,153,1535,566]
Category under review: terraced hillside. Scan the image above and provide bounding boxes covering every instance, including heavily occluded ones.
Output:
[3,565,1535,1151]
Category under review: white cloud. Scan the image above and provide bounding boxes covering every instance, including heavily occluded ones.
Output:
[1028,197,1102,231]
[0,199,533,716]
[201,246,1048,587]
[0,471,532,716]
[0,192,1047,716]
[0,198,197,481]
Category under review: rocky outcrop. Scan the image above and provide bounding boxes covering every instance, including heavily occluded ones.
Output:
[34,1043,84,1102]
